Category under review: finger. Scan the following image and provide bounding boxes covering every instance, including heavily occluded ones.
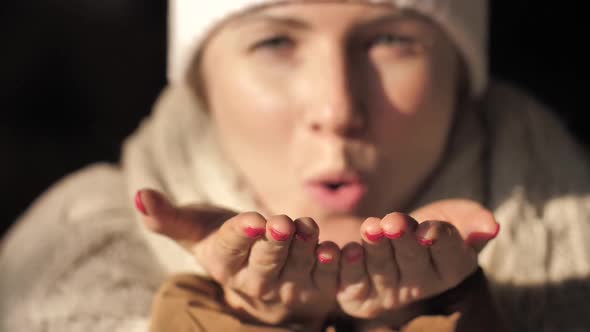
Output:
[338,242,370,302]
[361,217,398,295]
[313,241,340,294]
[282,217,320,279]
[467,222,500,253]
[420,221,478,287]
[411,199,500,252]
[191,212,267,283]
[248,215,295,283]
[135,189,236,245]
[385,213,434,302]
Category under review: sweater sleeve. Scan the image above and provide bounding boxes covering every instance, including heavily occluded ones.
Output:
[0,164,165,332]
[421,268,508,332]
[149,274,294,332]
[480,82,590,331]
[150,270,507,332]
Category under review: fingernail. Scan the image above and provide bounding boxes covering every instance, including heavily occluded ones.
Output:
[416,236,435,247]
[318,253,333,264]
[244,227,265,239]
[385,230,405,240]
[295,232,311,242]
[467,223,501,249]
[135,191,148,216]
[365,231,384,242]
[270,228,291,241]
[491,223,501,238]
[345,250,363,263]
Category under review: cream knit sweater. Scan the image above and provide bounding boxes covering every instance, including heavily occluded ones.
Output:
[1,81,589,331]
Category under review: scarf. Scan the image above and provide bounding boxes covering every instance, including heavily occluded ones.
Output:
[123,81,590,330]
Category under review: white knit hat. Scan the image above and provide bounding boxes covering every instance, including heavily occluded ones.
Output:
[168,0,488,97]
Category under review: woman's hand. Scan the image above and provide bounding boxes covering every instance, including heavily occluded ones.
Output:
[337,199,499,327]
[136,189,338,330]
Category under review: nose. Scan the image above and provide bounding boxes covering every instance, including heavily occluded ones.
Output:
[303,46,365,137]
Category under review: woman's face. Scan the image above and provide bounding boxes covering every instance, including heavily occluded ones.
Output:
[200,2,461,231]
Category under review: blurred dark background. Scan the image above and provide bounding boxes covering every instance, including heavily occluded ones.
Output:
[1,1,588,237]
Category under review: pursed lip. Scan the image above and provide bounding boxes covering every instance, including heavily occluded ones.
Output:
[304,170,368,212]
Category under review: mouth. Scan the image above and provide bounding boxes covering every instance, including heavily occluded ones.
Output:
[304,172,367,212]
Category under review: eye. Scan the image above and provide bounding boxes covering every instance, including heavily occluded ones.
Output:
[252,35,294,50]
[369,33,415,48]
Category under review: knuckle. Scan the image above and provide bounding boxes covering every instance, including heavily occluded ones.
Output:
[398,286,423,304]
[342,281,371,302]
[253,258,283,275]
[378,289,398,311]
[396,247,423,262]
[217,235,250,257]
[363,305,383,319]
[208,265,233,284]
[298,290,315,304]
[366,262,394,279]
[250,283,274,300]
[290,255,315,271]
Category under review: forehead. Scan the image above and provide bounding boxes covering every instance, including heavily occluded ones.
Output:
[226,2,426,31]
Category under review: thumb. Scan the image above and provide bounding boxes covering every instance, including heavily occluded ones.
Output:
[134,188,237,247]
[411,199,500,253]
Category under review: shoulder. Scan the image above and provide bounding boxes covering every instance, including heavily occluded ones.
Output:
[481,81,590,249]
[0,163,163,331]
[479,81,590,280]
[478,82,590,329]
[481,80,589,202]
[2,163,130,247]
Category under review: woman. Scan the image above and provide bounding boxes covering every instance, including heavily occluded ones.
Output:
[1,0,589,331]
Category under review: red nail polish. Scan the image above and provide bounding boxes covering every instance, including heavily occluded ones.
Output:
[467,223,501,247]
[244,227,265,239]
[365,231,384,242]
[385,230,405,240]
[416,236,435,247]
[491,223,501,238]
[135,191,148,216]
[318,254,333,264]
[270,228,291,241]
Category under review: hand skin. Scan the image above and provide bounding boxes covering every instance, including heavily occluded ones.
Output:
[338,199,502,330]
[136,189,338,330]
[136,190,501,331]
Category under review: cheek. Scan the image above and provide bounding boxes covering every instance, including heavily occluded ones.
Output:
[370,54,457,160]
[207,60,296,155]
[373,51,456,126]
[376,60,435,115]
